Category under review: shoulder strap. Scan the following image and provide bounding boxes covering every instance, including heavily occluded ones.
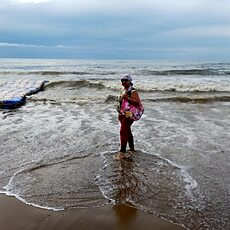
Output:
[127,87,135,96]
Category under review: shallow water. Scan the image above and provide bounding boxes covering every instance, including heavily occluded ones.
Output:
[0,59,230,229]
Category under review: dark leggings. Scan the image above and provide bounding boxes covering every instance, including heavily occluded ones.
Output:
[119,115,134,152]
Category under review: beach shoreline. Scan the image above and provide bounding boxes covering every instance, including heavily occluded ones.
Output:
[0,194,186,230]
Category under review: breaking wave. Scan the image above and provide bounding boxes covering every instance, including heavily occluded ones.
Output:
[45,80,107,90]
[146,96,230,103]
[44,79,230,94]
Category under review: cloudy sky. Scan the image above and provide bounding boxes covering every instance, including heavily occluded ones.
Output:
[0,0,230,60]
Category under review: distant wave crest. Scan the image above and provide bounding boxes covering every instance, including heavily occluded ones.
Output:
[139,69,230,76]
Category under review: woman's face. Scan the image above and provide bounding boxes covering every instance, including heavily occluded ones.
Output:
[121,79,130,88]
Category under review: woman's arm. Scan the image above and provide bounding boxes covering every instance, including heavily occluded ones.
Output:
[123,91,141,105]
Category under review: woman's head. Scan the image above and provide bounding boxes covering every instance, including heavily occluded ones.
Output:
[121,74,133,88]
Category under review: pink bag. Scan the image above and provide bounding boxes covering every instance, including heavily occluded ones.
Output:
[120,99,144,121]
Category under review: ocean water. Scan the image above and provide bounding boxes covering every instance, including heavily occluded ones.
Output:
[0,59,229,229]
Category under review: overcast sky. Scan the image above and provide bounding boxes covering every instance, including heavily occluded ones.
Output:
[0,0,230,60]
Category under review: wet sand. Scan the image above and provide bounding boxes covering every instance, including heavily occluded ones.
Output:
[0,194,186,230]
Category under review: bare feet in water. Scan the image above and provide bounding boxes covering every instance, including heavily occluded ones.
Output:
[128,149,136,155]
[114,152,126,160]
[114,150,135,160]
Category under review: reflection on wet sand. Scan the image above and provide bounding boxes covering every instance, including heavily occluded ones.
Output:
[96,150,204,229]
[113,204,137,229]
[114,158,140,205]
[113,158,138,229]
[111,158,186,230]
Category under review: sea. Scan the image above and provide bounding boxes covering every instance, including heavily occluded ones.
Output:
[0,59,229,230]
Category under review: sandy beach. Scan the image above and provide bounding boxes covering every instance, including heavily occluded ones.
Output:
[0,194,186,230]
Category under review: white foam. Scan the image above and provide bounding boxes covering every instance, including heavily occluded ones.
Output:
[4,190,64,211]
[135,150,199,201]
[1,165,64,211]
[1,170,64,211]
[135,81,230,92]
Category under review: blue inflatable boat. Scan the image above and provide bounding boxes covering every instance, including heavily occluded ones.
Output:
[0,80,46,109]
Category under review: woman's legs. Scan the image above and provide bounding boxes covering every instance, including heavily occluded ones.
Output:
[119,115,134,152]
[127,124,134,151]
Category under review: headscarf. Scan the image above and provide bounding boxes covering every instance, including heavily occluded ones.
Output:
[121,74,133,86]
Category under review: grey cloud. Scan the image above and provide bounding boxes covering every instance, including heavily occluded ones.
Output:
[0,0,230,60]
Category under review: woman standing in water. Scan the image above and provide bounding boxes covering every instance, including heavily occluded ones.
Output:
[116,74,144,160]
